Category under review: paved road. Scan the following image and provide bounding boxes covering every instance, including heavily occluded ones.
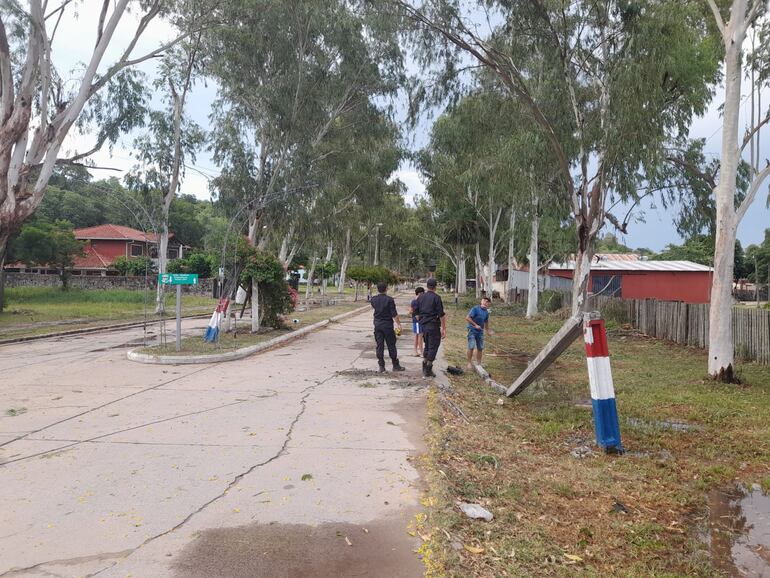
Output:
[0,300,427,577]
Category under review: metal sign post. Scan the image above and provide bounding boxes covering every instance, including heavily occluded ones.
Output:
[158,273,199,352]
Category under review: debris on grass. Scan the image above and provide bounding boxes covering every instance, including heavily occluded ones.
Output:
[458,502,494,522]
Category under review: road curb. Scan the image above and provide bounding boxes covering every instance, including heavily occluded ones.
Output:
[126,305,370,365]
[0,313,211,346]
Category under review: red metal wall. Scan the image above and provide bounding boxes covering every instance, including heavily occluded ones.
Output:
[548,270,712,303]
[617,271,711,303]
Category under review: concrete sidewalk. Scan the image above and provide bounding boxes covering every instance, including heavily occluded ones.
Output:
[0,298,427,577]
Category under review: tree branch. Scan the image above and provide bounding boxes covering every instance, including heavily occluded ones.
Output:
[706,0,726,39]
[741,109,770,153]
[737,162,770,223]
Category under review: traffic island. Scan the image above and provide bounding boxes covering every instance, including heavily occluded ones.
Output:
[127,303,369,365]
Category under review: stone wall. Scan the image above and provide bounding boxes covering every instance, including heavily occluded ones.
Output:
[5,272,215,296]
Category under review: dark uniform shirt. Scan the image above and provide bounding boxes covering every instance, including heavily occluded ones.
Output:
[371,293,397,329]
[415,291,445,326]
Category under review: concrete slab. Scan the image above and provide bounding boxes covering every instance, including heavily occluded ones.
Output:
[0,296,430,578]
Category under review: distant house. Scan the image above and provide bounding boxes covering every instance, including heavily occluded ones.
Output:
[5,224,185,276]
[549,255,713,304]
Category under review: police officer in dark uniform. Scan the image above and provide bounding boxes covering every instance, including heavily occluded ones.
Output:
[415,277,446,377]
[370,282,406,373]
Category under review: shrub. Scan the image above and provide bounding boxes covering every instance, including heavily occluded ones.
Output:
[113,255,156,276]
[238,246,295,328]
[540,290,564,313]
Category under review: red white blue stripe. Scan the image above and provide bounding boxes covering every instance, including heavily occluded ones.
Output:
[584,319,623,453]
[203,298,229,343]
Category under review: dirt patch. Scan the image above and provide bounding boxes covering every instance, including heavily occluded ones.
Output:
[173,518,423,578]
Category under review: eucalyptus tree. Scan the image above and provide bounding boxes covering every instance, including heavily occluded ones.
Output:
[127,32,206,313]
[0,0,204,310]
[207,0,404,248]
[697,0,769,381]
[398,0,720,314]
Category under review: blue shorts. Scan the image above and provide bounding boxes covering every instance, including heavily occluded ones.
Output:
[467,331,484,350]
[412,321,421,334]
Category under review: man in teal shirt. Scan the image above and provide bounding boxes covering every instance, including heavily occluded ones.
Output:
[465,296,493,368]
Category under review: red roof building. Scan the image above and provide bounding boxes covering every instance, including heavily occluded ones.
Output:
[5,224,184,276]
[549,256,713,304]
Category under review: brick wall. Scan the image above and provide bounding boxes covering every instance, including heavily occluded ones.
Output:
[5,273,215,296]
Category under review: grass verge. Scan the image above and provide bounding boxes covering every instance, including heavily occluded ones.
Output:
[420,303,770,577]
[136,302,364,356]
[0,287,215,340]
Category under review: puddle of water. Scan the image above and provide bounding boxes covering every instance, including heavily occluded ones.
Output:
[705,486,770,577]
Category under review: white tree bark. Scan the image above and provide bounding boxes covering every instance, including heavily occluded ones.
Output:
[506,208,516,303]
[474,242,483,298]
[251,278,259,333]
[487,205,502,297]
[458,246,467,294]
[526,214,539,318]
[706,0,767,380]
[338,227,351,294]
[305,255,318,300]
[322,241,333,302]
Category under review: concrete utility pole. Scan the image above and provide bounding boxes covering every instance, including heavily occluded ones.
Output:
[757,255,760,309]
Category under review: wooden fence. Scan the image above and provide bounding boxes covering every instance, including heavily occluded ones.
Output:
[591,296,770,365]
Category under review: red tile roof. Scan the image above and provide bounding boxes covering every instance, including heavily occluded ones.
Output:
[73,245,113,269]
[74,224,172,242]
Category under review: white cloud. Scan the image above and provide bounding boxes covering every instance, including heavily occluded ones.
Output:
[390,163,426,206]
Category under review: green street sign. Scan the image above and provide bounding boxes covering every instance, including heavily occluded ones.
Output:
[159,273,199,285]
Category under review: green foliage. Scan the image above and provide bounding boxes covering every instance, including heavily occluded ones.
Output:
[346,265,397,286]
[239,246,294,328]
[745,229,770,283]
[596,233,633,254]
[434,258,455,287]
[11,220,84,289]
[166,251,215,277]
[113,255,156,277]
[539,290,563,314]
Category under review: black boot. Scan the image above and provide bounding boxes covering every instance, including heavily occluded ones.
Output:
[378,363,386,373]
[392,359,405,372]
[425,361,436,378]
[421,360,428,377]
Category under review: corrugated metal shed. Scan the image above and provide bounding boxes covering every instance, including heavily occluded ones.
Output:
[550,260,712,273]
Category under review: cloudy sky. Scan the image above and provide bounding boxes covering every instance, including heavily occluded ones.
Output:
[54,3,770,252]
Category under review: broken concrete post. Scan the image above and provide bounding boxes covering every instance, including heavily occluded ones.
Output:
[506,315,583,397]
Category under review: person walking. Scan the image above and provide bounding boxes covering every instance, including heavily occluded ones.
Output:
[466,296,493,369]
[415,277,446,377]
[370,282,405,373]
[410,286,425,357]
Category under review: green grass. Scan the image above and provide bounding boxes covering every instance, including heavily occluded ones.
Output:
[136,301,365,356]
[1,287,215,339]
[419,305,770,577]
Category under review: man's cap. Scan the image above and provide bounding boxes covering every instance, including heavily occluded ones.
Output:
[426,278,437,288]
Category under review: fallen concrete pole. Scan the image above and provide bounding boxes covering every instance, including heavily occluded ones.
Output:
[472,362,507,395]
[506,314,585,397]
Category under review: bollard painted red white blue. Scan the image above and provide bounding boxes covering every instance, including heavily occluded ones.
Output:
[583,317,623,453]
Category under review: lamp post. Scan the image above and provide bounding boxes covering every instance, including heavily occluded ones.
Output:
[374,222,383,266]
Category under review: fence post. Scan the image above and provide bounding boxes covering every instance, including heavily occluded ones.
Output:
[583,314,624,453]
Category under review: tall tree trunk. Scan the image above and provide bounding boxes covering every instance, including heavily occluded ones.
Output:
[373,226,380,266]
[305,255,317,300]
[474,242,482,299]
[454,244,462,302]
[338,227,350,294]
[571,229,595,316]
[322,241,332,304]
[487,205,502,298]
[155,216,170,314]
[506,208,516,303]
[0,234,8,312]
[708,8,744,381]
[458,246,467,294]
[526,214,539,318]
[278,222,296,267]
[251,278,259,333]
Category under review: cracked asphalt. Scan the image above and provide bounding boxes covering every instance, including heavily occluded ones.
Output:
[0,299,428,577]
